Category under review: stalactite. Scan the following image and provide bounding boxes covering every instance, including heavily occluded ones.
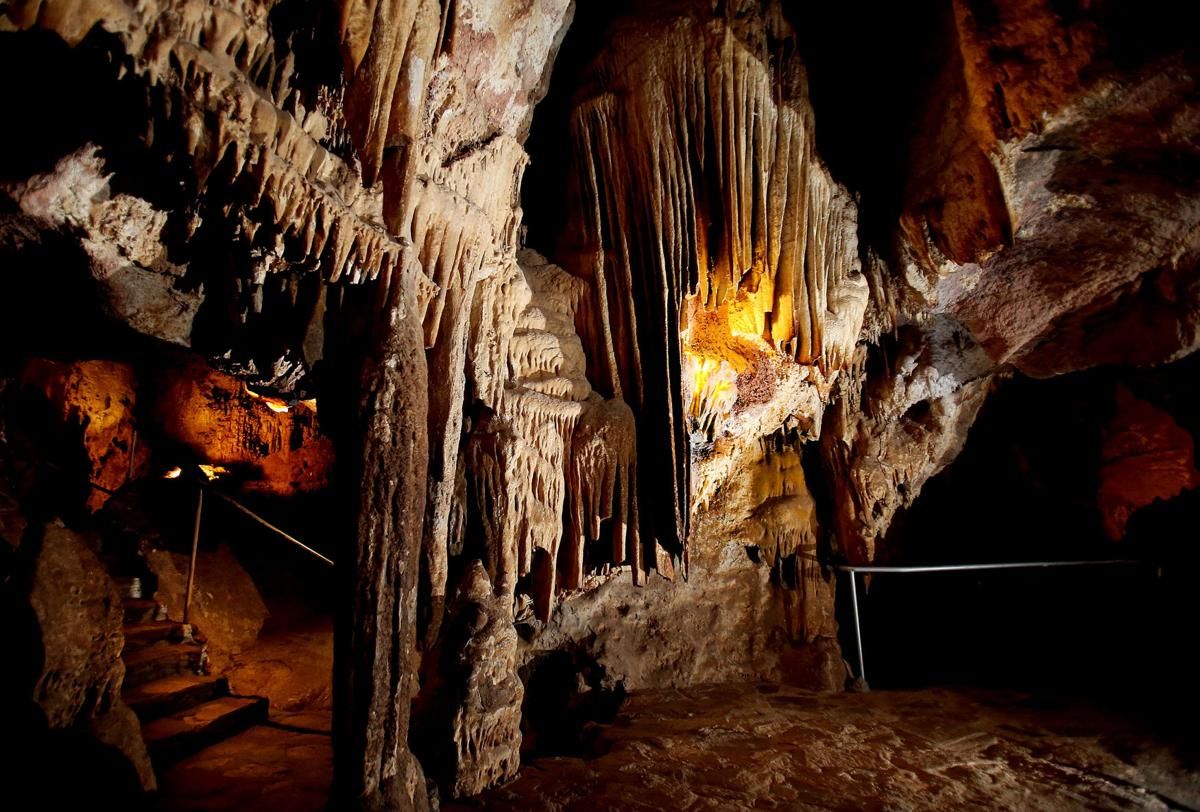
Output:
[565,396,641,593]
[567,1,869,568]
[459,251,645,621]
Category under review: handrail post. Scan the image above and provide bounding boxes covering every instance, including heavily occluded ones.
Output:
[849,571,867,689]
[126,427,138,486]
[183,485,203,624]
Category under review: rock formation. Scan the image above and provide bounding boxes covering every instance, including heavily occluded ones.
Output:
[430,560,523,798]
[13,521,155,791]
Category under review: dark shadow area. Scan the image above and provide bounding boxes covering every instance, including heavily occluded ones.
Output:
[519,0,642,256]
[842,355,1200,753]
[517,644,625,760]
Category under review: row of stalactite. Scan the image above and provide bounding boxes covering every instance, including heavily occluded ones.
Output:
[567,1,869,567]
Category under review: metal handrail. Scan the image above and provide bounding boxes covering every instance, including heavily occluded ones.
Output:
[835,558,1143,688]
[836,560,1138,574]
[183,484,335,622]
[208,488,334,567]
[85,470,334,623]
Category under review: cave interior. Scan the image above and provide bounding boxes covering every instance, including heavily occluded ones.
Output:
[1,0,1198,809]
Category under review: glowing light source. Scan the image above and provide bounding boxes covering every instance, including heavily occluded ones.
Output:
[244,384,290,413]
[163,466,183,479]
[198,464,230,480]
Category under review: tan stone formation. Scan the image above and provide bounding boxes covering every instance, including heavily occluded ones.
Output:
[460,249,640,624]
[434,560,523,799]
[819,325,996,564]
[1,0,1199,806]
[820,1,1200,566]
[564,0,869,565]
[6,148,199,345]
[3,0,409,308]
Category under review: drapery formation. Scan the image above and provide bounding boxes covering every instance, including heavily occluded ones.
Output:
[568,1,867,564]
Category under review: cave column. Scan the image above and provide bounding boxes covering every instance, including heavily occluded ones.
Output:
[333,249,431,812]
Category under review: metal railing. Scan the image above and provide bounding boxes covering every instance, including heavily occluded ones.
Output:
[835,559,1142,689]
[86,469,334,624]
[180,480,334,622]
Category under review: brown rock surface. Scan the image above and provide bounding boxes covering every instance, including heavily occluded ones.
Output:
[156,710,333,812]
[5,148,200,346]
[152,357,333,496]
[147,544,268,672]
[1098,386,1200,540]
[18,358,147,510]
[23,522,155,790]
[460,683,1199,811]
[226,620,334,712]
[434,561,524,798]
[2,0,1199,804]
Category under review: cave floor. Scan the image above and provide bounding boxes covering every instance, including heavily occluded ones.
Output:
[154,709,332,812]
[156,684,1198,812]
[456,684,1198,812]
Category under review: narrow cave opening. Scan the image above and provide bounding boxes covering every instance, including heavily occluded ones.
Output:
[0,297,339,790]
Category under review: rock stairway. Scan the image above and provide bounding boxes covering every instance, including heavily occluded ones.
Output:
[112,566,269,773]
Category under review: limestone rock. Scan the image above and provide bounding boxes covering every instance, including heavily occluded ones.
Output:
[151,356,333,496]
[146,544,268,672]
[820,325,995,564]
[6,148,201,346]
[23,522,155,790]
[463,683,1199,811]
[17,358,148,511]
[436,561,524,798]
[1098,386,1200,541]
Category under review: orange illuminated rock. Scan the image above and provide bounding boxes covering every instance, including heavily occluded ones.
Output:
[1098,386,1200,540]
[151,357,333,496]
[19,359,149,510]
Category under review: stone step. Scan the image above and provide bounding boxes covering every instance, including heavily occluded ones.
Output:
[123,641,206,688]
[124,674,230,723]
[142,695,269,768]
[123,597,165,624]
[123,620,191,651]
